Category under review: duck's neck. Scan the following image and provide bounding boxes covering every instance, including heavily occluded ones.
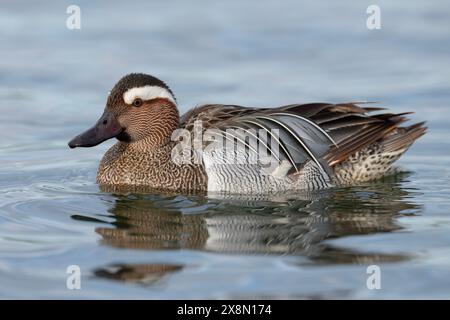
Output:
[122,135,173,153]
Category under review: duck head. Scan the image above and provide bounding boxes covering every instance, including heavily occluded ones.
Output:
[68,73,179,149]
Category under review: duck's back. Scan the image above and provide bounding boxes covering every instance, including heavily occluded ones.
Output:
[179,102,426,193]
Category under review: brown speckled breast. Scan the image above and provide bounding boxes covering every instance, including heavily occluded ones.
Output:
[97,141,207,192]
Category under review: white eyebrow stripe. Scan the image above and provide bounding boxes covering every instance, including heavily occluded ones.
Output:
[123,85,176,105]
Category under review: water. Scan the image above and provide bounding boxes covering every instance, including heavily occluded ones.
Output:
[1,0,450,299]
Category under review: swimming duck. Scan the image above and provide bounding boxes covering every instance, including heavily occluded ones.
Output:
[68,73,426,194]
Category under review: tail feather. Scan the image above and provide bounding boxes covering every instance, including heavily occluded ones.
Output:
[382,121,427,153]
[333,121,427,185]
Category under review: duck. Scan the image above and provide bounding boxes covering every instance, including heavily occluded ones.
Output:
[68,73,426,194]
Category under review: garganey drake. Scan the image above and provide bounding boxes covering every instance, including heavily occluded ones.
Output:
[68,73,426,194]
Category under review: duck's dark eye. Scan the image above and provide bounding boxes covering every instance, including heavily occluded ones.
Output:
[132,98,143,107]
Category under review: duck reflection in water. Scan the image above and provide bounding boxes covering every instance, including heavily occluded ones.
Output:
[80,173,420,284]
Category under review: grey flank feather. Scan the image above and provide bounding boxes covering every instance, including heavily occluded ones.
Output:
[254,115,333,178]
